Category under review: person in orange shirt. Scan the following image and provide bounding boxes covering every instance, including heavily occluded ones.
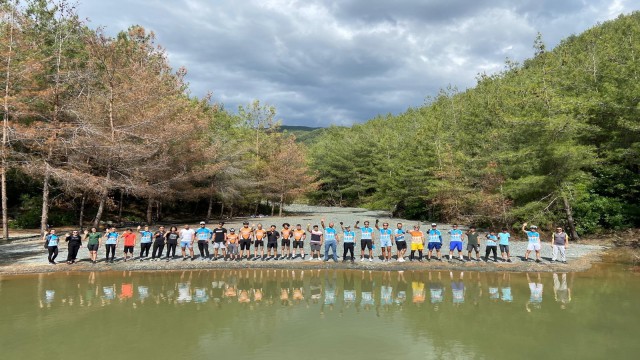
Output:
[409,225,425,262]
[280,223,293,259]
[238,222,253,261]
[226,229,239,261]
[253,224,267,260]
[121,228,137,262]
[292,224,306,260]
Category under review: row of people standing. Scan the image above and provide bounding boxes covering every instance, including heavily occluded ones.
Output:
[42,220,570,264]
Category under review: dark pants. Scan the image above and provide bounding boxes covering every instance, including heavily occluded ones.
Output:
[343,243,355,260]
[48,246,58,263]
[105,244,116,260]
[66,242,81,262]
[152,242,165,258]
[197,241,210,258]
[140,242,152,257]
[166,243,177,257]
[485,246,498,260]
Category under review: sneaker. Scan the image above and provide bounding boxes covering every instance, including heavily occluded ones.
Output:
[369,258,373,262]
[562,261,567,264]
[507,259,512,263]
[535,259,541,263]
[360,258,365,262]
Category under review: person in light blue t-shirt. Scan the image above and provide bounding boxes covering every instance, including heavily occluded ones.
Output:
[427,224,443,261]
[448,224,464,262]
[43,229,60,264]
[375,219,394,262]
[522,222,542,263]
[485,231,498,262]
[137,225,154,260]
[195,221,213,260]
[355,220,374,262]
[321,219,339,262]
[498,228,512,262]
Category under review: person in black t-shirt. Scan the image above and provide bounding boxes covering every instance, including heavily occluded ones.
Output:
[212,222,228,260]
[266,225,280,259]
[65,230,83,264]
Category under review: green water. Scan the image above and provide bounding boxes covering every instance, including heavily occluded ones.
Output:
[1,265,639,360]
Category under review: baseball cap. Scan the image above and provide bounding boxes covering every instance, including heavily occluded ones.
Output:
[199,221,206,225]
[230,228,236,232]
[243,221,249,225]
[431,223,437,226]
[530,225,538,229]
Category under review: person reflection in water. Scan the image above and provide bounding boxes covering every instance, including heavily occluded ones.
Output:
[428,272,444,311]
[526,273,543,312]
[553,273,572,309]
[500,273,513,303]
[394,271,407,309]
[411,272,425,307]
[450,271,465,306]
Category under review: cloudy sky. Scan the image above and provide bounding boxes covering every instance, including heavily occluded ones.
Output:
[77,0,636,127]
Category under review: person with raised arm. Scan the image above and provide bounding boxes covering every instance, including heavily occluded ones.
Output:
[394,223,407,262]
[307,223,323,260]
[43,229,60,264]
[64,229,82,264]
[340,222,356,263]
[321,218,339,262]
[522,223,541,263]
[103,226,119,263]
[375,219,394,262]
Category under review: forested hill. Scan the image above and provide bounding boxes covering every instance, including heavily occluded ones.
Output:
[280,125,330,145]
[307,12,640,235]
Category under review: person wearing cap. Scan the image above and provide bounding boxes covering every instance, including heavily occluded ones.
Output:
[195,221,213,260]
[179,224,196,261]
[466,226,480,261]
[341,223,356,262]
[212,222,228,260]
[427,223,443,261]
[448,224,464,262]
[226,228,239,260]
[522,222,541,263]
[551,226,569,263]
[238,222,254,260]
[375,219,394,262]
[394,223,407,262]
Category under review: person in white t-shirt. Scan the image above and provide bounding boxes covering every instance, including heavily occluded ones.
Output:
[179,224,196,261]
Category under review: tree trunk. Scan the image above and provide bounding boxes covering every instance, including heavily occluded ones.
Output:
[1,7,15,241]
[79,194,86,229]
[146,197,153,225]
[117,191,124,223]
[229,205,234,218]
[206,194,214,222]
[40,163,51,237]
[562,195,580,241]
[156,201,161,222]
[278,193,284,217]
[219,203,225,217]
[92,170,111,229]
[1,165,7,241]
[270,201,275,217]
[254,201,260,215]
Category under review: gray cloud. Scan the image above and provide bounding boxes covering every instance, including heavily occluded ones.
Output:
[77,0,635,126]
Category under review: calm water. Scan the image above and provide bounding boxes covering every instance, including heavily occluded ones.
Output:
[1,265,638,360]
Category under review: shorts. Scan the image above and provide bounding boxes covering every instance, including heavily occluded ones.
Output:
[310,242,321,251]
[449,241,463,252]
[124,246,134,253]
[267,242,277,249]
[411,243,424,251]
[281,239,291,247]
[499,244,509,253]
[213,242,226,249]
[240,239,251,250]
[361,239,373,250]
[87,244,99,251]
[527,243,541,251]
[467,244,479,252]
[428,242,442,251]
[180,241,192,248]
[227,243,238,254]
[254,240,264,247]
[380,238,392,248]
[396,241,407,250]
[293,240,304,249]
